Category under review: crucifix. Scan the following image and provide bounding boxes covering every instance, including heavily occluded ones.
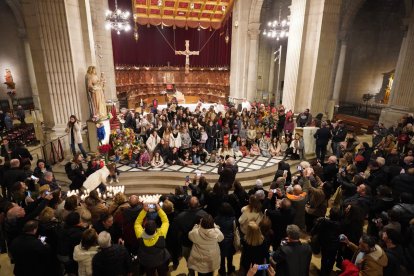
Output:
[175,40,199,74]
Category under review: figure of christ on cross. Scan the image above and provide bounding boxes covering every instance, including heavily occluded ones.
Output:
[175,40,199,74]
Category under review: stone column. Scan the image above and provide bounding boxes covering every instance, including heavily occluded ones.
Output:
[332,41,347,104]
[246,25,260,101]
[283,0,341,114]
[23,39,41,110]
[90,0,117,101]
[380,12,414,126]
[229,0,252,101]
[21,0,96,132]
[268,50,276,101]
[282,0,308,111]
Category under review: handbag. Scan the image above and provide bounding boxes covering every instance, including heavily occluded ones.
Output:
[233,220,241,252]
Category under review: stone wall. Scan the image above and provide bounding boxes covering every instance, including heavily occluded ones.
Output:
[0,1,32,100]
[340,1,404,103]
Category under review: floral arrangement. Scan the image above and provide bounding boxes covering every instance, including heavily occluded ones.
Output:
[98,144,112,163]
[109,127,143,162]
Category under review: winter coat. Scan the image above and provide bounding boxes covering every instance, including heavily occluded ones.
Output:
[214,215,236,257]
[272,241,312,276]
[238,206,264,234]
[188,224,224,273]
[9,233,53,276]
[83,166,110,191]
[348,242,388,276]
[174,208,208,247]
[73,245,99,276]
[134,208,171,267]
[314,127,332,146]
[92,244,132,276]
[391,173,414,199]
[146,135,161,152]
[169,132,182,148]
[67,121,83,144]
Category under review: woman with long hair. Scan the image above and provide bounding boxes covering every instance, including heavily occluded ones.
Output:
[239,221,269,274]
[239,195,264,235]
[73,228,99,276]
[66,115,87,158]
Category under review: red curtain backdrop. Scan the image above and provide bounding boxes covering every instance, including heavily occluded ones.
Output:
[111,0,232,67]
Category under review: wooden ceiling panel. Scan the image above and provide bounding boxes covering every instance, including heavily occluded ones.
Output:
[133,0,235,29]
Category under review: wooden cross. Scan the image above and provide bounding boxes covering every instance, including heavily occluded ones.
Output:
[175,40,199,74]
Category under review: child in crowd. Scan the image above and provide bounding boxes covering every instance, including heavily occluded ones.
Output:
[250,143,261,157]
[139,147,151,167]
[151,151,164,168]
[180,150,193,166]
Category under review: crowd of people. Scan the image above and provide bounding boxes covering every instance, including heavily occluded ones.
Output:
[108,102,309,169]
[1,100,414,276]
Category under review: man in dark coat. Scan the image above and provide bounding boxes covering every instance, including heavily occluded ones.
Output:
[92,231,132,276]
[174,197,207,275]
[9,220,52,276]
[4,159,27,198]
[218,157,238,190]
[272,224,312,276]
[391,168,414,200]
[0,138,13,161]
[366,160,389,194]
[322,156,338,183]
[331,120,347,158]
[314,121,332,162]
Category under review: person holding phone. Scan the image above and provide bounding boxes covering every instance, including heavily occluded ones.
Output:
[271,224,312,276]
[134,203,170,276]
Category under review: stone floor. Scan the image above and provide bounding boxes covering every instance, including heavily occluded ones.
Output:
[116,155,284,174]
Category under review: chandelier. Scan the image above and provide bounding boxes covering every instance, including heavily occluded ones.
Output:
[262,10,290,41]
[105,0,131,35]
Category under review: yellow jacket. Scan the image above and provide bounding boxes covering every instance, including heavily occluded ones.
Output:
[134,208,169,247]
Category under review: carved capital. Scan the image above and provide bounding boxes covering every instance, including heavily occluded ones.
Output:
[248,23,261,39]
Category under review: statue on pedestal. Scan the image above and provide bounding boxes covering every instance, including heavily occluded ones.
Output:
[86,66,107,119]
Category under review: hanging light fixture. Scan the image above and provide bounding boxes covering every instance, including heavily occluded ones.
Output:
[105,0,131,35]
[225,21,230,44]
[262,9,290,41]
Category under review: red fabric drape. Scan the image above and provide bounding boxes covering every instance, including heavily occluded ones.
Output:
[111,0,232,67]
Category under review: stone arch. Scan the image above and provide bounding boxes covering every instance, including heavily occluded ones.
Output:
[5,0,26,37]
[249,0,265,24]
[339,0,366,40]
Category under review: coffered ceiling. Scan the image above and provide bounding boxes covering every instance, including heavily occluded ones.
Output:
[132,0,235,29]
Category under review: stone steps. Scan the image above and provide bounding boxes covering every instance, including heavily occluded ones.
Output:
[54,160,300,195]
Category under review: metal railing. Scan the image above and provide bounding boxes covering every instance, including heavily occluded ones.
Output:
[29,134,68,165]
[337,101,384,121]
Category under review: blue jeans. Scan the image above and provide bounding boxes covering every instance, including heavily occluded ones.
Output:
[71,143,87,158]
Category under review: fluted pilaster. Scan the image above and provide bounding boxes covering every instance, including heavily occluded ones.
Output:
[282,0,308,111]
[246,26,260,101]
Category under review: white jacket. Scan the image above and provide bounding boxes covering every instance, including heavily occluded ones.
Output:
[146,135,160,152]
[73,244,99,276]
[188,225,224,273]
[83,166,109,191]
[169,133,182,148]
[238,206,264,234]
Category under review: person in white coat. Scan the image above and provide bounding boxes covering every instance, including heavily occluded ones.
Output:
[188,214,224,276]
[146,130,161,155]
[66,115,87,158]
[73,228,99,276]
[169,127,182,148]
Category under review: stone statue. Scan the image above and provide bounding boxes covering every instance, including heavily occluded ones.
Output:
[86,66,107,119]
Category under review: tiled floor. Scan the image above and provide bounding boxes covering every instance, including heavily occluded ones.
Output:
[115,155,284,174]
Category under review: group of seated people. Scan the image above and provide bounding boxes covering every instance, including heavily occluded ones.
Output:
[115,102,310,169]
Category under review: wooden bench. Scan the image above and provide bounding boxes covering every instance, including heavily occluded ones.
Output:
[334,114,376,134]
